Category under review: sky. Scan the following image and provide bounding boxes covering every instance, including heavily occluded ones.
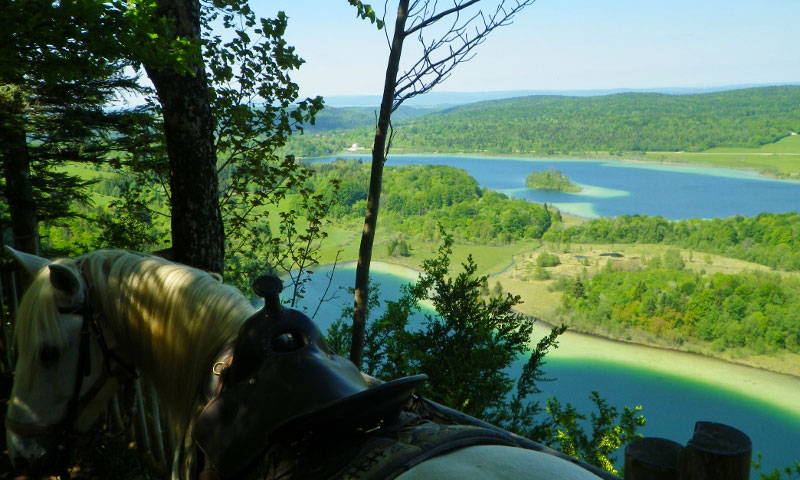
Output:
[249,0,800,99]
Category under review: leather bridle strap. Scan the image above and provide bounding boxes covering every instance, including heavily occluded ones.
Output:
[5,268,136,442]
[4,296,95,443]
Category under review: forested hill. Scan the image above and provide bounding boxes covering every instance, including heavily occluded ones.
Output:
[300,105,441,132]
[288,86,800,156]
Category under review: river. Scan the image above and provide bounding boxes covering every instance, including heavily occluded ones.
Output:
[289,262,800,474]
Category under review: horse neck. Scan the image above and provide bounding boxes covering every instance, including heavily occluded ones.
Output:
[88,254,254,434]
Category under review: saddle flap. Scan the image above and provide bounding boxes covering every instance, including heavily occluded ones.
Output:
[194,370,426,478]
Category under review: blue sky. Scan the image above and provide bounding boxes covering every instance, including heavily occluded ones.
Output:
[250,0,800,98]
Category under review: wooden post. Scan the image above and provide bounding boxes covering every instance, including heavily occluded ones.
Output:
[678,421,751,480]
[625,437,682,480]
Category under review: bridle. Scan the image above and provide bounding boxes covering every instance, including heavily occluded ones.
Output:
[4,265,137,474]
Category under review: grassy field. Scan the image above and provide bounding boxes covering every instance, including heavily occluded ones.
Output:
[316,216,543,278]
[643,135,800,178]
[58,163,125,209]
[60,162,122,179]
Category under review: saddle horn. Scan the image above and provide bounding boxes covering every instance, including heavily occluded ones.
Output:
[252,274,282,319]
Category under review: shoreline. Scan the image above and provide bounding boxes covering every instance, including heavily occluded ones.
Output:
[530,319,800,419]
[308,149,800,183]
[344,260,800,418]
[533,316,800,379]
[364,260,800,377]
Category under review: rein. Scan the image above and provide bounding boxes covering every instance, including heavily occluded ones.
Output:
[5,264,138,446]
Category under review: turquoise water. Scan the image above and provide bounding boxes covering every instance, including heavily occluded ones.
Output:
[290,264,800,474]
[311,154,800,219]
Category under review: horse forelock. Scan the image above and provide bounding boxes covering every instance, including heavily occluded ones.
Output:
[12,258,83,374]
[78,250,256,431]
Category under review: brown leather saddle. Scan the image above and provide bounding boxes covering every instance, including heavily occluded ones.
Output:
[193,275,426,479]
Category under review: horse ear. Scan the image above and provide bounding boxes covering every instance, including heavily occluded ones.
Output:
[48,264,80,295]
[4,246,51,278]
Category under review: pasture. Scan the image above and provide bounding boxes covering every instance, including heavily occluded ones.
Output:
[644,135,800,178]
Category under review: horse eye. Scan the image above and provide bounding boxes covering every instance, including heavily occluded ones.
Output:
[39,345,61,368]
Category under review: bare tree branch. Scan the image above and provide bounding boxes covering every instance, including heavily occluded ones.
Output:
[350,0,536,368]
[404,0,482,37]
[394,0,534,109]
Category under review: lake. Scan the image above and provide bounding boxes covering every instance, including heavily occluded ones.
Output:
[311,154,800,219]
[288,263,800,474]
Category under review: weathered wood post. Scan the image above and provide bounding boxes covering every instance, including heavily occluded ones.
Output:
[678,421,751,480]
[625,437,682,480]
[625,422,752,480]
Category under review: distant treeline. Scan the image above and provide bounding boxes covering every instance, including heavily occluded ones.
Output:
[306,160,560,243]
[287,86,800,156]
[554,260,800,356]
[543,213,800,271]
[299,105,437,133]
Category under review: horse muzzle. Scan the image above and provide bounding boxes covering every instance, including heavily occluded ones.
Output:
[6,426,69,477]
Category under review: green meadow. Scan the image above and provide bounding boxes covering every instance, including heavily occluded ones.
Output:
[644,135,800,178]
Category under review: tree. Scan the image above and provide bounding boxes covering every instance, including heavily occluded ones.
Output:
[120,1,323,276]
[332,228,563,420]
[0,0,148,255]
[327,229,644,473]
[350,0,536,368]
[132,0,225,272]
[544,392,645,475]
[2,0,325,280]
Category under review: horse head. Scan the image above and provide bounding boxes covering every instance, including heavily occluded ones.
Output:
[4,247,124,477]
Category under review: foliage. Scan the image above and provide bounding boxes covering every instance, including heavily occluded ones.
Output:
[536,252,561,267]
[753,453,800,480]
[347,0,385,29]
[295,105,437,133]
[94,179,168,252]
[25,0,333,282]
[386,235,411,257]
[526,169,581,192]
[201,5,323,243]
[544,212,800,271]
[543,392,645,475]
[533,265,552,280]
[330,228,559,419]
[307,160,558,244]
[554,257,800,355]
[0,0,154,245]
[286,86,800,156]
[328,229,644,472]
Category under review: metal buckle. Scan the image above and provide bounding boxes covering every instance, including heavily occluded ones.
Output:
[212,361,227,376]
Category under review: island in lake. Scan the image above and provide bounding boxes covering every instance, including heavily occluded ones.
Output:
[525,169,582,192]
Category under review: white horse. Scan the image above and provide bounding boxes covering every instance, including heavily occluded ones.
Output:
[4,247,604,479]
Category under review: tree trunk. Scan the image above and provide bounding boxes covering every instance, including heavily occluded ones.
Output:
[0,98,41,255]
[350,0,409,369]
[143,0,224,274]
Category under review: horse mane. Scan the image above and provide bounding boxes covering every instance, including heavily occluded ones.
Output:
[12,258,84,379]
[76,250,256,438]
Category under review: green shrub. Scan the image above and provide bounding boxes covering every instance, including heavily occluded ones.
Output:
[537,252,561,267]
